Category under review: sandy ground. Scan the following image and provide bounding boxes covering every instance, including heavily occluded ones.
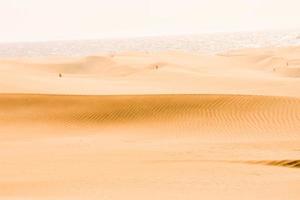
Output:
[0,46,300,200]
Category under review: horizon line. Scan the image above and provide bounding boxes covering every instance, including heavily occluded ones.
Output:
[0,27,299,45]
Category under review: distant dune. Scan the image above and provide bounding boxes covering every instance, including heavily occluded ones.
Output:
[1,46,300,96]
[1,47,300,200]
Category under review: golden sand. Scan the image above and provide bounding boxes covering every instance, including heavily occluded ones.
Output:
[0,46,300,200]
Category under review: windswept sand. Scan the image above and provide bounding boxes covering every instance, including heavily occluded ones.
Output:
[0,46,300,200]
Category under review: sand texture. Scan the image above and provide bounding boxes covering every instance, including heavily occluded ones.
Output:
[0,46,300,200]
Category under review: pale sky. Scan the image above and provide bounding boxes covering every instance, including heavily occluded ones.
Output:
[0,0,300,42]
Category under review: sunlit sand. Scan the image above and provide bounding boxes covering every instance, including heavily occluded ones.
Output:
[1,46,300,199]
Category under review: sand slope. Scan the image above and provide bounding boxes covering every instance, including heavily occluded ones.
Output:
[1,94,300,200]
[0,46,300,200]
[1,94,300,138]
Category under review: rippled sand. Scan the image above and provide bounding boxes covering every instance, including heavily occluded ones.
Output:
[0,46,300,200]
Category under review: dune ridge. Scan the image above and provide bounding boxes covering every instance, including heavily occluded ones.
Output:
[246,160,300,169]
[1,94,300,139]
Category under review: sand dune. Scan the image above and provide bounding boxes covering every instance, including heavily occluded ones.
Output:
[222,46,300,78]
[1,94,300,199]
[1,94,300,139]
[1,46,300,200]
[1,46,300,96]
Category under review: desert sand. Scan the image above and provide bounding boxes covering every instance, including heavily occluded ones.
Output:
[0,46,300,200]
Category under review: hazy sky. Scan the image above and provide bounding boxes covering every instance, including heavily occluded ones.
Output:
[0,0,299,42]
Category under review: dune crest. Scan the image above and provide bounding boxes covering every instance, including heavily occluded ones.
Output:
[1,94,300,139]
